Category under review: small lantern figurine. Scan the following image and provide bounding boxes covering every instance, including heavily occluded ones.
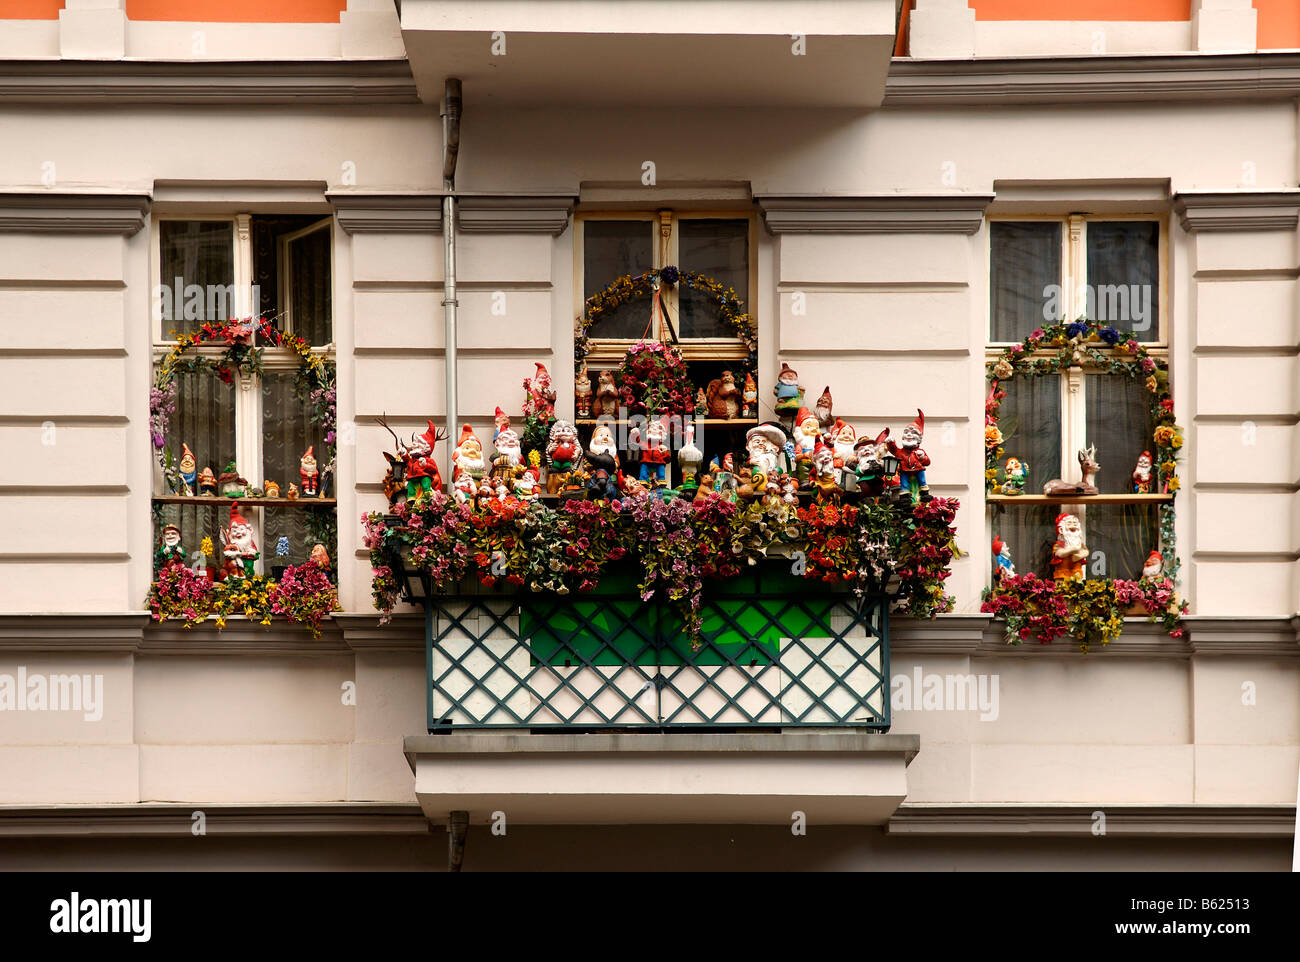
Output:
[740,373,758,419]
[773,362,804,417]
[1049,513,1088,582]
[992,536,1016,582]
[1002,457,1028,496]
[154,522,186,574]
[264,479,280,499]
[287,483,299,501]
[638,416,671,487]
[887,409,931,503]
[575,365,593,419]
[1141,550,1164,580]
[299,446,320,498]
[197,465,217,497]
[222,502,260,579]
[178,443,197,496]
[1132,450,1153,494]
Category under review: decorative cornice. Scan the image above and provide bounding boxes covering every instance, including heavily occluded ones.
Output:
[0,804,427,838]
[884,52,1300,107]
[1185,616,1300,656]
[456,194,577,235]
[333,612,425,652]
[1174,191,1300,233]
[886,804,1297,838]
[328,192,445,234]
[0,192,151,236]
[889,615,989,655]
[0,60,419,106]
[755,194,993,234]
[0,614,148,652]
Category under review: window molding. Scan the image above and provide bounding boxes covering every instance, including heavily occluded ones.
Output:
[1173,190,1300,233]
[0,191,150,235]
[755,194,994,234]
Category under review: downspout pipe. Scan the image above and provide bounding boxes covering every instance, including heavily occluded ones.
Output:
[441,78,462,491]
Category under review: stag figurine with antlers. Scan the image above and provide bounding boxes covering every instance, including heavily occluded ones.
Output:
[1043,444,1100,497]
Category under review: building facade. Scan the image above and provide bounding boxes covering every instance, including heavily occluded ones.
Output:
[0,0,1296,870]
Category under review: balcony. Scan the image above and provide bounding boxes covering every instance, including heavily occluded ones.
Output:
[397,0,900,107]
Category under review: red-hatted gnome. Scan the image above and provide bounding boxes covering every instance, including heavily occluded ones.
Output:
[830,418,857,469]
[222,502,260,579]
[638,416,672,487]
[452,425,487,482]
[299,445,320,498]
[992,536,1016,582]
[1050,512,1088,582]
[888,409,931,503]
[810,438,840,502]
[154,522,187,575]
[792,406,821,485]
[493,407,511,444]
[1141,550,1164,580]
[814,386,834,437]
[404,420,444,500]
[1132,450,1154,494]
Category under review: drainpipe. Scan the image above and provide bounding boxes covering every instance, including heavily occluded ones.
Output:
[441,78,462,491]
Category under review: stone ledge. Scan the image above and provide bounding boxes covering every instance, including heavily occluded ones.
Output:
[456,194,577,235]
[756,194,994,234]
[329,192,445,234]
[1185,616,1300,656]
[0,191,150,235]
[0,803,427,838]
[1174,190,1300,233]
[887,803,1297,838]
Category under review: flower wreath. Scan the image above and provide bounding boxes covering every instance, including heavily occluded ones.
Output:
[574,267,758,369]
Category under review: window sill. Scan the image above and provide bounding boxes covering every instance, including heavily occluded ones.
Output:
[987,493,1173,505]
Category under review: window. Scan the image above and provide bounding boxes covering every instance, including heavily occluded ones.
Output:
[152,213,335,578]
[987,215,1167,582]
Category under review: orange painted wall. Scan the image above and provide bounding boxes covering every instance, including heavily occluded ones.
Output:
[0,0,62,19]
[125,0,345,23]
[973,1,1190,20]
[1256,0,1300,49]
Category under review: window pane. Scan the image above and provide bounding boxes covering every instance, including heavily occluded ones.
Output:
[265,506,335,577]
[1087,222,1159,341]
[288,227,332,346]
[262,371,328,497]
[1085,504,1159,582]
[1085,374,1153,495]
[170,370,236,493]
[995,374,1062,493]
[678,218,748,339]
[159,221,235,337]
[992,502,1060,580]
[584,220,654,339]
[990,221,1060,342]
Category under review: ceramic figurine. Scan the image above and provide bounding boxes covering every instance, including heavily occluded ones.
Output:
[524,362,557,419]
[678,422,703,486]
[376,413,408,507]
[1043,444,1099,496]
[887,410,932,503]
[711,468,739,503]
[992,536,1016,581]
[574,366,593,419]
[299,446,320,498]
[217,463,248,498]
[792,406,821,484]
[772,362,804,417]
[197,466,217,497]
[853,428,895,497]
[811,440,840,501]
[544,419,582,494]
[595,370,619,418]
[585,422,620,477]
[154,522,186,574]
[746,423,787,479]
[1132,450,1153,494]
[493,423,523,475]
[178,443,197,496]
[625,423,642,470]
[452,425,487,481]
[1002,457,1027,496]
[740,373,758,419]
[404,421,446,500]
[264,479,280,499]
[705,370,740,420]
[1049,513,1088,582]
[452,472,476,505]
[287,483,299,501]
[221,502,260,579]
[310,543,330,570]
[493,407,511,443]
[1141,550,1164,580]
[694,388,708,418]
[777,473,799,507]
[586,468,618,500]
[814,386,834,436]
[829,419,856,469]
[513,459,542,501]
[737,465,767,501]
[638,417,671,487]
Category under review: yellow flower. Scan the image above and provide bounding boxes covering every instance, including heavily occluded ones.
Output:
[985,425,1004,448]
[1171,434,1183,449]
[214,616,226,629]
[1153,425,1176,447]
[985,468,999,480]
[1160,461,1176,474]
[200,537,214,556]
[1166,478,1181,492]
[1144,375,1158,393]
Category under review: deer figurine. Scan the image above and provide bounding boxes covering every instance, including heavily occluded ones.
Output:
[1043,444,1100,496]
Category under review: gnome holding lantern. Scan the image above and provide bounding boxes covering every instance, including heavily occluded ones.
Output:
[1049,513,1088,582]
[222,502,260,579]
[154,523,187,574]
[854,428,895,497]
[773,362,804,417]
[1132,450,1154,494]
[888,409,931,503]
[452,425,487,482]
[299,446,320,498]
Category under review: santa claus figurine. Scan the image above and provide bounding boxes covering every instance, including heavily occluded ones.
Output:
[404,421,444,500]
[888,409,932,503]
[1132,450,1154,494]
[1049,513,1088,582]
[222,502,260,579]
[1141,550,1164,580]
[452,425,487,481]
[830,419,857,470]
[299,446,319,498]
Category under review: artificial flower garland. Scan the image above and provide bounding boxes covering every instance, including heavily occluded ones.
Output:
[615,341,697,416]
[145,560,341,638]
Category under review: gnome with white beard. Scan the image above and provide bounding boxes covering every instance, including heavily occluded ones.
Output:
[222,502,259,579]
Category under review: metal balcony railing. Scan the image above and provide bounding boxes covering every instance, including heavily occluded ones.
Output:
[422,568,891,733]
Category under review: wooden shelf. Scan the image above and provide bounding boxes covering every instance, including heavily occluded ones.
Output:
[575,418,758,427]
[152,496,336,507]
[987,493,1173,505]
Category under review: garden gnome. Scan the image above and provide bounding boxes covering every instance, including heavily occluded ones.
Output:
[694,388,708,418]
[154,523,186,574]
[493,424,523,472]
[1132,450,1153,494]
[792,406,820,484]
[741,373,758,419]
[223,502,259,579]
[638,416,671,487]
[197,465,217,497]
[888,409,931,503]
[451,472,476,505]
[404,421,443,500]
[1049,513,1088,582]
[595,371,619,418]
[263,479,280,499]
[493,406,511,443]
[513,457,542,501]
[178,443,197,495]
[772,362,804,416]
[678,422,703,486]
[854,428,894,497]
[310,543,331,571]
[811,439,839,501]
[992,536,1016,582]
[746,422,787,479]
[1002,457,1027,496]
[299,446,319,498]
[525,362,557,418]
[1141,550,1164,580]
[452,425,486,481]
[574,366,593,419]
[544,419,582,494]
[830,419,856,469]
[585,422,620,477]
[287,483,299,501]
[814,386,834,437]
